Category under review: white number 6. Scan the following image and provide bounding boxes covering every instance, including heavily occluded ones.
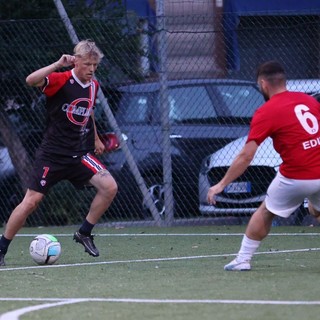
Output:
[294,104,319,134]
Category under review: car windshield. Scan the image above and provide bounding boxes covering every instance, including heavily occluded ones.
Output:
[213,85,265,118]
[120,95,152,123]
[119,83,264,124]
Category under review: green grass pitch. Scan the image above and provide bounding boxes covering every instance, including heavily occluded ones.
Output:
[0,225,320,320]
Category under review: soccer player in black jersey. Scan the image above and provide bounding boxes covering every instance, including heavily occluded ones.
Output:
[0,40,118,266]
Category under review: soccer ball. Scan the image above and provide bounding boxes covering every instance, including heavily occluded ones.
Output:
[29,234,61,265]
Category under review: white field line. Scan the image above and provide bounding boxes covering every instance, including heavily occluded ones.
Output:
[1,297,320,320]
[1,240,320,319]
[14,232,320,237]
[1,297,320,305]
[0,299,84,320]
[0,247,320,272]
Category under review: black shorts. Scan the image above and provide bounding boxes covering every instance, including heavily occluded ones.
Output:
[28,153,107,195]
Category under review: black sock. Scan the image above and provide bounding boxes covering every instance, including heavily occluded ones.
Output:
[0,235,12,255]
[79,219,94,236]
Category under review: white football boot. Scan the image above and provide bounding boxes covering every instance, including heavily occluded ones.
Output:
[224,258,251,271]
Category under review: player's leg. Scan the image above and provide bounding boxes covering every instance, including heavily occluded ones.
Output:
[0,155,60,266]
[246,201,274,241]
[0,189,44,266]
[86,169,118,224]
[73,154,118,257]
[224,172,305,271]
[224,202,274,271]
[4,189,44,239]
[308,203,320,220]
[74,170,117,257]
[307,186,320,221]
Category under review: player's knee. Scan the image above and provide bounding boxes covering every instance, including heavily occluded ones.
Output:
[21,196,42,213]
[108,178,118,197]
[100,176,118,198]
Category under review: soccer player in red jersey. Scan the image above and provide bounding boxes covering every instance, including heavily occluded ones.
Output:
[0,40,118,266]
[207,61,320,271]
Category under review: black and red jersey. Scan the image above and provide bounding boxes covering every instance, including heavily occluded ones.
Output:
[38,69,99,157]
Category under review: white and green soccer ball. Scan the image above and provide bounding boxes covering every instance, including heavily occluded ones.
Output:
[29,234,61,265]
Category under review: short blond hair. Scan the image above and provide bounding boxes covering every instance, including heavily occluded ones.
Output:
[74,39,104,62]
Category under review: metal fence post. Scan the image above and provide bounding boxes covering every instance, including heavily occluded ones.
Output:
[156,0,174,226]
[53,0,163,226]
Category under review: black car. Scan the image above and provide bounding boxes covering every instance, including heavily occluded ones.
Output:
[100,79,265,220]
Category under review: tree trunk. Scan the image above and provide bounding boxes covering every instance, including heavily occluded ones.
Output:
[0,107,32,192]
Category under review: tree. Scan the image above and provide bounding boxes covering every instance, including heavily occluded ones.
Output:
[0,0,58,19]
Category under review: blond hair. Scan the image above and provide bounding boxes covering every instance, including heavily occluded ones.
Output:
[73,39,104,62]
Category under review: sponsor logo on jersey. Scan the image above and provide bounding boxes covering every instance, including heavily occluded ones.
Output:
[302,136,320,150]
[61,98,93,126]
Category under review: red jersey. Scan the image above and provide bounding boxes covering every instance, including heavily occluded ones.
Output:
[39,69,99,157]
[247,91,320,179]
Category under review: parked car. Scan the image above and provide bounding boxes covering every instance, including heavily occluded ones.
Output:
[198,88,320,224]
[198,134,312,225]
[287,79,320,94]
[0,142,15,179]
[199,136,281,215]
[101,79,265,219]
[0,79,266,222]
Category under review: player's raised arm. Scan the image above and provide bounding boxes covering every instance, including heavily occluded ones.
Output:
[25,54,75,87]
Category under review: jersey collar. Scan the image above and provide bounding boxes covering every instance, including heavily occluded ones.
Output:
[71,69,92,88]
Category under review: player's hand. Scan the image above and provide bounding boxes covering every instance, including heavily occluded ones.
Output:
[207,183,224,205]
[94,138,105,155]
[55,54,76,68]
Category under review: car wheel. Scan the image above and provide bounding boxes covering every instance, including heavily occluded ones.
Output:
[142,182,166,220]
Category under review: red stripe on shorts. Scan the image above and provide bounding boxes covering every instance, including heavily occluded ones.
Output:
[81,154,106,174]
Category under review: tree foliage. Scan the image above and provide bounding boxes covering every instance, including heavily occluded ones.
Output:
[0,0,58,19]
[0,0,142,85]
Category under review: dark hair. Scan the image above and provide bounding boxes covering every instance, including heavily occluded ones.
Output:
[256,60,286,84]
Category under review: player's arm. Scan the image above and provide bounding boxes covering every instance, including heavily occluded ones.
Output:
[207,140,258,205]
[26,54,75,87]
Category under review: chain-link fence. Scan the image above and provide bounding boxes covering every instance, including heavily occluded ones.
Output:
[0,3,320,227]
